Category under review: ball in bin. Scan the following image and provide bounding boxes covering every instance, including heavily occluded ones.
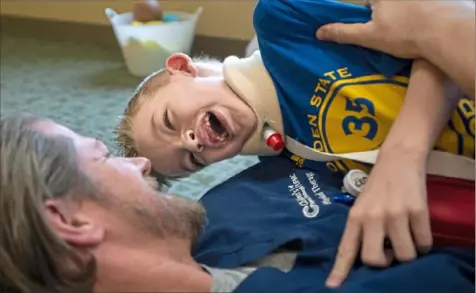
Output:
[133,0,163,22]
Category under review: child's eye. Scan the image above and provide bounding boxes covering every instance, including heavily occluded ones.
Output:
[163,109,175,131]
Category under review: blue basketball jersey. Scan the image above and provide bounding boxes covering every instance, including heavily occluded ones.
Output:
[253,0,475,175]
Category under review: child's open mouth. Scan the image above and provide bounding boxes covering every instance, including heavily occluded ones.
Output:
[198,111,232,146]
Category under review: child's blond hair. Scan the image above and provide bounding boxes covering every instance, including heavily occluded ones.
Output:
[115,69,171,188]
[115,56,222,189]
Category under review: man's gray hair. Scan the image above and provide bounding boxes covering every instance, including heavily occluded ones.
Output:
[0,115,96,293]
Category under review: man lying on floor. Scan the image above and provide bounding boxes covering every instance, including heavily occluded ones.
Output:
[1,115,474,293]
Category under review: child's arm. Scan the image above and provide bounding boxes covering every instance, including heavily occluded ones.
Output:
[327,59,461,287]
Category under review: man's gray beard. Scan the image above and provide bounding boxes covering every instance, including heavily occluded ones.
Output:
[142,175,207,242]
[135,192,207,244]
[97,175,207,244]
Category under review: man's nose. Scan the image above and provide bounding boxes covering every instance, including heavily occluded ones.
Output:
[182,130,203,152]
[128,157,152,176]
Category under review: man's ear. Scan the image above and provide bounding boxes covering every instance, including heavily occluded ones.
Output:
[45,199,105,247]
[166,53,199,77]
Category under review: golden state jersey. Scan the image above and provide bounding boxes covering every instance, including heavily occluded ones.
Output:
[254,0,475,175]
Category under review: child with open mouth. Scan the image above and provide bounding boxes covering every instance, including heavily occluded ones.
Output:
[116,0,474,189]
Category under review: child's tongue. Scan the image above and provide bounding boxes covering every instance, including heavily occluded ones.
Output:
[200,112,229,146]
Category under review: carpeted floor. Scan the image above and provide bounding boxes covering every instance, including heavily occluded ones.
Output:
[0,33,258,200]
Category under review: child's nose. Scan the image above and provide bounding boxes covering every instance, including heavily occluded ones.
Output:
[182,130,203,152]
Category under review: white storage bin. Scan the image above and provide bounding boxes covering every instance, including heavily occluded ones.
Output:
[105,7,203,77]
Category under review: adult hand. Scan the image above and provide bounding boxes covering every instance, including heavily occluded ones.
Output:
[316,0,475,95]
[326,150,432,288]
[316,0,426,59]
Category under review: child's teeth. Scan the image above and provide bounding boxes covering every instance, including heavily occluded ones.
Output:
[216,132,229,142]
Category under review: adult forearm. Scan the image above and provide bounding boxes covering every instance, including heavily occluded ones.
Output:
[380,60,461,163]
[417,1,475,96]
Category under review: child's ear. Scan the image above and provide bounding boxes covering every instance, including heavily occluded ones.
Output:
[166,53,199,77]
[45,199,105,248]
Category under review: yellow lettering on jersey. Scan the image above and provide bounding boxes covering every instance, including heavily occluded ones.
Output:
[311,127,321,139]
[324,71,337,80]
[313,140,325,152]
[318,78,331,89]
[310,125,325,152]
[314,82,327,94]
[308,114,325,152]
[337,67,352,78]
[310,70,354,110]
[307,114,317,127]
[310,94,323,107]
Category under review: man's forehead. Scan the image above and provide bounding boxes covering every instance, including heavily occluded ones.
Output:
[34,121,75,137]
[35,121,100,151]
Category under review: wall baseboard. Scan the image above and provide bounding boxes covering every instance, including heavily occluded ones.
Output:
[1,15,249,60]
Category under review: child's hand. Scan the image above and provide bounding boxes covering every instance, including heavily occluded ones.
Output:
[326,149,432,288]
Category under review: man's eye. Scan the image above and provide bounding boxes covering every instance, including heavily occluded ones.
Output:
[189,152,204,168]
[163,110,175,131]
